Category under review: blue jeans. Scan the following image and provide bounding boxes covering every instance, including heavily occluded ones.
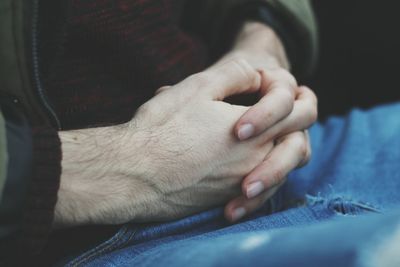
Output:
[62,103,400,267]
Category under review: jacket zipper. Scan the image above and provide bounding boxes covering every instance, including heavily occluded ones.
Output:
[31,0,61,129]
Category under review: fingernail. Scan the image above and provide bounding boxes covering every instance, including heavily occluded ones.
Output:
[232,207,246,221]
[238,124,255,140]
[246,181,264,198]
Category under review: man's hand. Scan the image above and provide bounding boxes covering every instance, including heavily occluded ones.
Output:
[56,60,278,227]
[215,22,318,221]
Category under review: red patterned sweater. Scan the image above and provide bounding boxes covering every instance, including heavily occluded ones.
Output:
[42,0,208,130]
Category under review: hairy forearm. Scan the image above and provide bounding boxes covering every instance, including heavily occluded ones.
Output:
[55,124,149,227]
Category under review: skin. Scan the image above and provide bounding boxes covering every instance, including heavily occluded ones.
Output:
[218,22,317,221]
[55,22,317,227]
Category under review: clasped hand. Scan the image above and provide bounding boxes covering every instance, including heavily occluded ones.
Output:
[157,55,317,222]
[56,23,317,227]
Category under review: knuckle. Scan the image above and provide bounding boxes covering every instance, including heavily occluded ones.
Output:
[229,57,251,70]
[274,68,297,87]
[189,72,214,88]
[303,86,318,105]
[286,75,297,88]
[229,58,257,83]
[297,137,308,159]
[300,91,318,125]
[155,86,171,95]
[270,168,285,186]
[288,132,307,154]
[272,68,286,77]
[300,145,308,161]
[308,87,318,105]
[309,106,318,123]
[263,109,276,123]
[137,102,153,114]
[305,103,318,125]
[135,101,164,122]
[299,146,312,167]
[312,91,318,105]
[280,90,295,111]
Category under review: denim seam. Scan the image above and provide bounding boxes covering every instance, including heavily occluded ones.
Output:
[66,209,226,266]
[81,228,138,266]
[66,227,127,267]
[66,226,138,267]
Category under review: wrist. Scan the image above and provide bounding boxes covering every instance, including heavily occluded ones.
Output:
[231,22,290,70]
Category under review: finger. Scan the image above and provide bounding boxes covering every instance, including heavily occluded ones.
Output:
[192,59,261,100]
[255,86,318,143]
[155,86,172,95]
[297,130,311,168]
[224,184,282,222]
[243,131,308,199]
[235,69,297,141]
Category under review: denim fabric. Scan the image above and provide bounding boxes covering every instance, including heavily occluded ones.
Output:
[63,103,400,267]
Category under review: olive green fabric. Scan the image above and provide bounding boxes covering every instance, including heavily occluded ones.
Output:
[0,0,46,198]
[0,0,21,202]
[0,0,22,98]
[266,0,318,76]
[0,112,8,200]
[0,0,48,125]
[195,0,318,77]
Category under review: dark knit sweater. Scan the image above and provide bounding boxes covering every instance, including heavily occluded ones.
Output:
[41,0,208,130]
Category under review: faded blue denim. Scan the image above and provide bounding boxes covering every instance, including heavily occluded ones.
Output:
[62,103,400,267]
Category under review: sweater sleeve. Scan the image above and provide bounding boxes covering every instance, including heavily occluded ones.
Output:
[181,0,318,78]
[18,127,61,256]
[0,98,61,263]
